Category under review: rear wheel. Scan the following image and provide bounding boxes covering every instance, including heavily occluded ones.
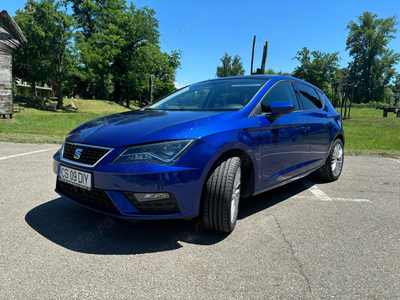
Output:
[202,156,241,233]
[317,139,344,181]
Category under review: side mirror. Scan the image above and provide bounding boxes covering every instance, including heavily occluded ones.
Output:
[267,101,296,122]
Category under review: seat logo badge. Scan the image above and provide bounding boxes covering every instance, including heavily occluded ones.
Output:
[74,148,83,160]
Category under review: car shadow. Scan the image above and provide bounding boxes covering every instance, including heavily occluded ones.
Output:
[25,197,228,255]
[25,179,313,255]
[238,179,310,220]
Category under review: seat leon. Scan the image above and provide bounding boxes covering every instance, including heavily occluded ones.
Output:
[53,75,344,233]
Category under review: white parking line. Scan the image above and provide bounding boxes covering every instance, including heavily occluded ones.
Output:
[0,148,59,161]
[388,158,400,164]
[298,178,372,203]
[334,198,372,203]
[300,178,331,201]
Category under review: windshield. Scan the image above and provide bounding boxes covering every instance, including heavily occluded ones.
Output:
[148,78,269,111]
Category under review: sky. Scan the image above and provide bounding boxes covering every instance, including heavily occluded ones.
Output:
[3,0,400,88]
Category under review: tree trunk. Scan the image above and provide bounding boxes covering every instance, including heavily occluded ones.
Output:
[126,86,132,108]
[347,86,354,119]
[147,76,153,104]
[57,84,63,110]
[31,83,36,97]
[99,76,105,100]
[126,92,131,109]
[114,80,122,104]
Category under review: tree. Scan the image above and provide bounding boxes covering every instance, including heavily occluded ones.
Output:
[69,0,180,104]
[292,47,340,98]
[69,0,131,100]
[265,68,292,76]
[147,47,182,102]
[14,0,181,105]
[13,1,48,96]
[392,74,400,106]
[216,53,245,77]
[14,0,75,109]
[346,12,400,104]
[110,4,160,104]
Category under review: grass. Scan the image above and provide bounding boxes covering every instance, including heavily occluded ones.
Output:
[1,97,400,158]
[0,96,136,144]
[341,107,400,158]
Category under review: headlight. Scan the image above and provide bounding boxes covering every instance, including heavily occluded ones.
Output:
[111,139,195,165]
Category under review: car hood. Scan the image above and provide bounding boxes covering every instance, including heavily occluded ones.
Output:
[66,110,244,148]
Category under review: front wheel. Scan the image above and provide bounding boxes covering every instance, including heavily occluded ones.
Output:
[317,139,344,181]
[202,156,241,233]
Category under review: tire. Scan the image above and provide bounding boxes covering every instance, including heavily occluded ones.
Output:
[202,156,241,233]
[317,139,344,181]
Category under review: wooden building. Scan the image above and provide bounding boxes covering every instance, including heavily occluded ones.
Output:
[0,10,27,119]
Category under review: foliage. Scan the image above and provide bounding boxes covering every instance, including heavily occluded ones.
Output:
[392,74,400,106]
[216,53,245,77]
[12,0,181,107]
[346,12,400,104]
[384,86,396,106]
[348,101,392,107]
[265,68,292,76]
[68,0,181,105]
[13,1,48,92]
[13,0,75,110]
[292,47,340,99]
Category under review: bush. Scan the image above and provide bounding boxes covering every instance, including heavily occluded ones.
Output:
[352,101,395,107]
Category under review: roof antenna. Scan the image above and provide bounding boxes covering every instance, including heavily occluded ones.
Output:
[250,36,268,75]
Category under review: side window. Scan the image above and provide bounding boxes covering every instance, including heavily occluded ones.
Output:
[260,81,299,113]
[294,83,323,110]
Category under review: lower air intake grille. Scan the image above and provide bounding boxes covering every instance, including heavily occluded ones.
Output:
[57,178,120,215]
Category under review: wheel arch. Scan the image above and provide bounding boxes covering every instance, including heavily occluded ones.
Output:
[199,147,256,213]
[334,131,345,147]
[320,130,345,167]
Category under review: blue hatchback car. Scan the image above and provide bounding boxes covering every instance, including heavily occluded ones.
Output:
[53,75,344,233]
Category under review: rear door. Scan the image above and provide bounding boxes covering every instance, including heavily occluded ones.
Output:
[293,82,331,171]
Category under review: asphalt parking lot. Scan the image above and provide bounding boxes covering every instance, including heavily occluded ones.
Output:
[1,141,400,299]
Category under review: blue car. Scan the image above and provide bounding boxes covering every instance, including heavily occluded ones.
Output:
[53,75,344,233]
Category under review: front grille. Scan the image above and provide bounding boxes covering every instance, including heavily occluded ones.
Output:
[57,178,121,215]
[124,192,181,214]
[62,143,112,166]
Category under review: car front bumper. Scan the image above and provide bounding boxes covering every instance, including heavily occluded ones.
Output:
[53,140,217,220]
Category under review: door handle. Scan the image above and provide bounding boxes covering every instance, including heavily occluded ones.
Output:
[327,122,333,130]
[301,126,310,134]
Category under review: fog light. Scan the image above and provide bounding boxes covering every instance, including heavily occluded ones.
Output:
[134,193,171,202]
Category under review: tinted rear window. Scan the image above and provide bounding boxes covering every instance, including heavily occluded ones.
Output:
[294,82,323,110]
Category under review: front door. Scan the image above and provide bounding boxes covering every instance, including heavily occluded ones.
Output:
[258,81,311,189]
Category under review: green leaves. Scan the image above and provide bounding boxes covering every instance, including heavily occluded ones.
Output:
[13,0,74,109]
[346,12,400,103]
[13,0,182,106]
[292,47,340,97]
[216,53,245,78]
[69,0,180,103]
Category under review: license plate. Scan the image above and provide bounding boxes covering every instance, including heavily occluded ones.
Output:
[58,165,92,190]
